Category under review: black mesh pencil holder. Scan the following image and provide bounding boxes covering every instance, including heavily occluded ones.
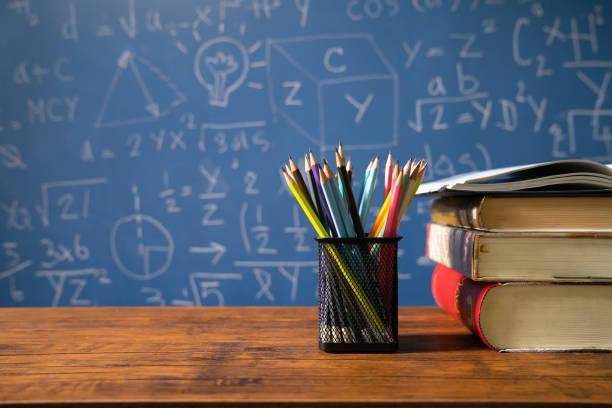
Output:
[316,236,401,353]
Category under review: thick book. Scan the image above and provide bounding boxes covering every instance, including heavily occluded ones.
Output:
[417,160,612,195]
[431,263,612,351]
[430,195,612,231]
[426,223,612,282]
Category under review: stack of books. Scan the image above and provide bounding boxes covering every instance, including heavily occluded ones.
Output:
[418,160,612,352]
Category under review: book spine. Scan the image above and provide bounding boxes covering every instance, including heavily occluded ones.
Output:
[431,262,464,322]
[426,223,478,279]
[431,264,496,350]
[456,271,496,350]
[430,196,484,229]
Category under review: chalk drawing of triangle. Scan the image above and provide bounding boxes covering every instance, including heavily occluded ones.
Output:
[95,50,186,128]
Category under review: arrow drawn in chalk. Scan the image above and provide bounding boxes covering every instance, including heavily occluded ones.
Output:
[189,242,227,264]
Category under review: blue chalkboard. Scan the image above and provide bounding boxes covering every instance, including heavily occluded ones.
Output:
[1,0,611,307]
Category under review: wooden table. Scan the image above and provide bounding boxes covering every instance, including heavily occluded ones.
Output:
[1,307,611,407]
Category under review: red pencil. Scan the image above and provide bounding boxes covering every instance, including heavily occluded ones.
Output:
[383,166,403,237]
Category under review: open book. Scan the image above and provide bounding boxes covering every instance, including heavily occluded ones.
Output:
[417,160,612,195]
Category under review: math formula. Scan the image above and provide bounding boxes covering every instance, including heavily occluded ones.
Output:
[1,0,611,306]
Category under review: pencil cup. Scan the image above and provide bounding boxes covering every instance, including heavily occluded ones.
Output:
[316,237,401,353]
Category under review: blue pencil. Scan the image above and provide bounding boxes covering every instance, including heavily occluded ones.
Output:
[357,160,371,211]
[323,161,355,238]
[320,167,347,237]
[359,156,379,228]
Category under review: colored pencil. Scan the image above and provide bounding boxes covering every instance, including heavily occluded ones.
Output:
[335,150,364,237]
[358,157,378,228]
[394,160,416,230]
[320,168,348,238]
[282,147,428,343]
[395,160,427,230]
[383,169,403,237]
[346,159,353,183]
[324,161,355,237]
[325,161,355,237]
[334,146,379,338]
[310,153,336,237]
[338,142,345,161]
[358,159,372,210]
[370,187,393,237]
[305,153,327,231]
[289,156,315,213]
[337,144,346,200]
[283,170,327,237]
[325,265,347,343]
[384,152,392,197]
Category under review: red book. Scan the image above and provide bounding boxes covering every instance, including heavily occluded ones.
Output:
[431,263,612,351]
[431,263,497,350]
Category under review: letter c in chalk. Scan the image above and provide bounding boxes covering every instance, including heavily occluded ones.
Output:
[323,47,347,73]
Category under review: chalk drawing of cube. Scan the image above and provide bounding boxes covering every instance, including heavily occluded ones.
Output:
[267,34,398,151]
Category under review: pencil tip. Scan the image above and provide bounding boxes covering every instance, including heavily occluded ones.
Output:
[337,150,346,167]
[281,168,291,183]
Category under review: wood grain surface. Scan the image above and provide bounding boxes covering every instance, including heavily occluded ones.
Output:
[0,307,611,407]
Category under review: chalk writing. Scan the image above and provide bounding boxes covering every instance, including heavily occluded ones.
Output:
[1,0,611,308]
[35,268,110,306]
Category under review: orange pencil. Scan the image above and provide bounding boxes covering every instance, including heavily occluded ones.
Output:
[383,169,403,237]
[371,162,400,237]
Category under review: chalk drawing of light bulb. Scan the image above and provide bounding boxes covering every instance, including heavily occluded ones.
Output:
[194,37,249,108]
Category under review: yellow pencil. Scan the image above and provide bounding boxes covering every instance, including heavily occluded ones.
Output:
[283,171,327,237]
[283,170,388,335]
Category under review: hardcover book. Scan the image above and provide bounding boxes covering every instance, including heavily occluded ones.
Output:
[426,223,612,282]
[430,195,612,231]
[432,263,612,352]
